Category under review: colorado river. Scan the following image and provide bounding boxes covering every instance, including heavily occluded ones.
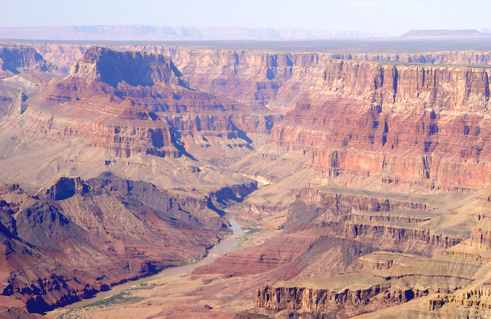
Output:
[135,217,245,278]
[49,174,272,318]
[48,217,246,318]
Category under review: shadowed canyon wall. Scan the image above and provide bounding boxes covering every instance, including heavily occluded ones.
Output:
[18,47,274,161]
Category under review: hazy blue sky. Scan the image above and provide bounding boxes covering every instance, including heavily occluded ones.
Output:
[4,0,490,35]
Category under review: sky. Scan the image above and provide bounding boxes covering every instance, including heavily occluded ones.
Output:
[3,0,491,36]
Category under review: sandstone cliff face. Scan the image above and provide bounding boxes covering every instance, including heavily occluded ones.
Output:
[428,287,491,316]
[167,49,491,112]
[21,45,491,191]
[284,188,461,253]
[0,173,234,313]
[257,285,430,317]
[158,48,491,190]
[268,61,491,191]
[272,95,491,191]
[168,48,325,109]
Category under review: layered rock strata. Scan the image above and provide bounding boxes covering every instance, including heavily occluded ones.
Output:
[285,188,462,253]
[161,48,491,190]
[257,285,431,317]
[21,47,274,160]
[429,287,491,317]
[13,45,491,191]
[0,173,239,313]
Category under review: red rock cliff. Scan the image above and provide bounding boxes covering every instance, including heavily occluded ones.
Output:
[17,45,491,190]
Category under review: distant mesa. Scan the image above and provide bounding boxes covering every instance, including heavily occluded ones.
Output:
[0,25,374,41]
[401,29,490,39]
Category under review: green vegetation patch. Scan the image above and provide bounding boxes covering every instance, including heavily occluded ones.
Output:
[83,291,145,309]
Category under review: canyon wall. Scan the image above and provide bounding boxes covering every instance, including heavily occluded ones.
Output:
[429,287,491,315]
[17,47,274,161]
[285,188,462,253]
[257,285,432,317]
[2,43,491,318]
[0,172,240,314]
[166,48,491,111]
[16,45,491,191]
[250,187,478,318]
[161,48,491,191]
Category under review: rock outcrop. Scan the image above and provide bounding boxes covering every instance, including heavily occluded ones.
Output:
[71,47,183,87]
[160,48,491,190]
[257,285,431,317]
[166,49,491,111]
[19,47,274,160]
[0,172,235,313]
[428,287,491,316]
